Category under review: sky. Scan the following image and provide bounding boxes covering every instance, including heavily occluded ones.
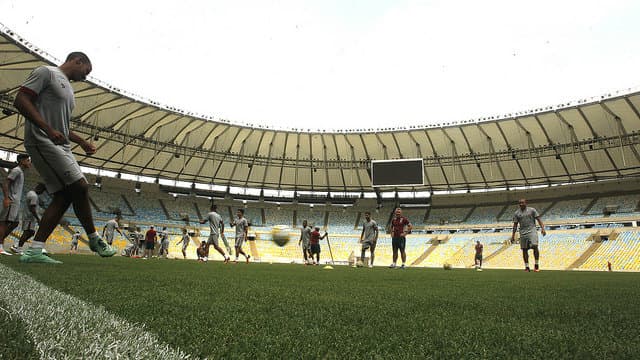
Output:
[2,0,640,131]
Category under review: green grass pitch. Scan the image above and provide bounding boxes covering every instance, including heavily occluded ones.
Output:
[2,256,640,359]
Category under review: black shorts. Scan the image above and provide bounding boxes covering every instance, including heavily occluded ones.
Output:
[310,244,321,254]
[145,242,155,250]
[392,237,406,251]
[475,254,483,261]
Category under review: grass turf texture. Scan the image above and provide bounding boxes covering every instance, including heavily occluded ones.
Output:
[0,300,39,360]
[3,256,640,359]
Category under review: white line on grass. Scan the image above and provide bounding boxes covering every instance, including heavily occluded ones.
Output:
[0,262,193,359]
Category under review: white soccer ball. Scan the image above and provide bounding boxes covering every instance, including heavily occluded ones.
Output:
[356,260,364,268]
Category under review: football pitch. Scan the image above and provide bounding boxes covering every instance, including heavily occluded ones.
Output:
[1,256,639,359]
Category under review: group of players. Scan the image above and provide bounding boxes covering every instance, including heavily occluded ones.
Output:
[298,203,544,272]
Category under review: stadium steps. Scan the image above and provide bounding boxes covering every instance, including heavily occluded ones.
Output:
[194,202,203,221]
[249,240,260,261]
[410,243,438,266]
[158,199,171,220]
[581,197,600,216]
[88,195,103,212]
[121,195,136,215]
[540,201,557,217]
[226,206,234,223]
[461,206,476,223]
[567,241,602,270]
[496,204,510,222]
[481,242,511,264]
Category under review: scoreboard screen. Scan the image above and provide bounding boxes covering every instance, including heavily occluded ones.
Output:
[371,159,424,187]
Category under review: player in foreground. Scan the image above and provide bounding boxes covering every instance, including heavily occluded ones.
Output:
[0,154,31,255]
[13,182,47,255]
[359,211,379,267]
[298,220,312,265]
[474,240,483,271]
[389,208,412,269]
[511,198,546,272]
[199,204,230,262]
[231,209,250,263]
[13,52,116,263]
[176,228,191,259]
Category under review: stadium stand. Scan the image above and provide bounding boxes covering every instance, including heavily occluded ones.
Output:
[265,208,294,226]
[465,205,504,224]
[399,208,427,224]
[579,230,640,271]
[426,206,472,224]
[162,194,199,222]
[326,210,359,234]
[542,198,594,221]
[296,208,326,229]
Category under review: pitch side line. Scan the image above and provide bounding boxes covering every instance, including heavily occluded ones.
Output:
[0,263,193,359]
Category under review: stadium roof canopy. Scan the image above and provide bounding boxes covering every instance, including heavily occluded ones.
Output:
[2,27,640,194]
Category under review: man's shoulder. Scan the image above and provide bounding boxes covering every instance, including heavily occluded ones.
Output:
[8,166,23,177]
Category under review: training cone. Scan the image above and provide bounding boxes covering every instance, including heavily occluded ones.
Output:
[323,265,334,270]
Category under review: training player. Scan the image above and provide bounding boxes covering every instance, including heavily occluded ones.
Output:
[10,182,46,254]
[298,220,312,265]
[511,198,546,272]
[389,208,412,269]
[158,226,170,258]
[0,154,31,255]
[199,204,230,263]
[231,209,251,263]
[103,215,124,246]
[176,228,191,259]
[70,230,81,254]
[309,226,327,265]
[13,52,116,263]
[359,211,379,267]
[474,240,483,271]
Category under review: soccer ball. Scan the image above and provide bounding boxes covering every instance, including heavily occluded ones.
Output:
[443,263,452,270]
[271,226,291,247]
[356,260,364,268]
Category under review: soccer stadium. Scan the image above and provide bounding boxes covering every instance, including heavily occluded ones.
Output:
[2,8,640,359]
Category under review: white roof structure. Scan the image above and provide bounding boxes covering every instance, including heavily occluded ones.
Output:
[2,27,640,193]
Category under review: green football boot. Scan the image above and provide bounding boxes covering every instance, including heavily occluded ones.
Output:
[19,248,63,264]
[89,237,117,257]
